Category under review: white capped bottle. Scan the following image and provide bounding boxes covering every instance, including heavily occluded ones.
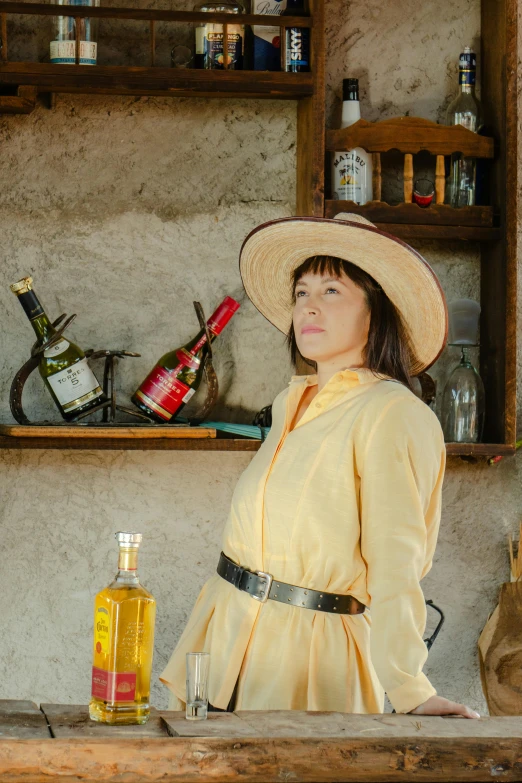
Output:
[331,78,373,205]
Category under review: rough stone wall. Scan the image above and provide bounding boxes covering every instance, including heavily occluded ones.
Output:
[0,0,519,715]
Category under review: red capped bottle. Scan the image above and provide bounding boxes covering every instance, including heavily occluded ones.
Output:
[131,296,240,423]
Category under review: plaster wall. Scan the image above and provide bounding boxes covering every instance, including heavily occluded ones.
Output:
[0,0,519,714]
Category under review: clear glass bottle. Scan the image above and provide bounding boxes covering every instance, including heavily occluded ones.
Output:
[331,78,373,204]
[446,47,483,207]
[194,0,245,70]
[89,532,156,725]
[50,0,99,66]
[441,346,485,443]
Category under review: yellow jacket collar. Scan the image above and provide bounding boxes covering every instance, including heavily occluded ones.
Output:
[289,368,392,386]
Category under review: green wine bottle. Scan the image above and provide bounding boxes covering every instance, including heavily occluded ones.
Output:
[10,276,105,421]
[132,295,240,423]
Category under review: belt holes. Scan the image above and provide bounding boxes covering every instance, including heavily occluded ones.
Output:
[335,597,339,601]
[320,594,323,598]
[276,583,280,588]
[318,604,322,608]
[274,594,277,597]
[301,602,305,606]
[288,598,291,602]
[334,607,337,611]
[290,588,294,592]
[304,590,308,595]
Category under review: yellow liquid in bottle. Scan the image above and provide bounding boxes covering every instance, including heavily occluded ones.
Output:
[89,565,156,725]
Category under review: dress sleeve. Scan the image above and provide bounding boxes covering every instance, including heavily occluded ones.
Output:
[357,393,446,714]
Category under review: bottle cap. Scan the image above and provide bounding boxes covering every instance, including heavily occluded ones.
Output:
[115,532,143,546]
[342,78,359,101]
[10,277,33,295]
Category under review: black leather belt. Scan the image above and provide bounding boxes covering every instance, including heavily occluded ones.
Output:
[217,552,366,615]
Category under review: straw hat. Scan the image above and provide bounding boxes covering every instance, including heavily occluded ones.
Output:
[239,213,448,375]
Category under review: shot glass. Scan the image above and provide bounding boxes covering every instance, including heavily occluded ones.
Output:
[186,652,210,720]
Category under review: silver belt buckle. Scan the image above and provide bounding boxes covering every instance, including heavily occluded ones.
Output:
[252,570,273,603]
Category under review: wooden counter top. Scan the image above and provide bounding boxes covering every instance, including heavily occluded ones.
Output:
[1,699,521,781]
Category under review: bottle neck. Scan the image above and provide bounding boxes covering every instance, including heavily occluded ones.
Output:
[116,546,140,584]
[340,99,361,128]
[16,289,56,345]
[459,67,476,95]
[186,296,240,359]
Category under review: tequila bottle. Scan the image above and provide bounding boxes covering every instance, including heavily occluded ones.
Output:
[89,532,156,725]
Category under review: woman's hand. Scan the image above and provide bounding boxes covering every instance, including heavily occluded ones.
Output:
[408,695,480,718]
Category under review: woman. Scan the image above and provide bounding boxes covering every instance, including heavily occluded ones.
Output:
[160,213,480,718]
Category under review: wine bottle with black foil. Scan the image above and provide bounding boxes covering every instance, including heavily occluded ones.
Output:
[132,295,240,423]
[10,276,105,420]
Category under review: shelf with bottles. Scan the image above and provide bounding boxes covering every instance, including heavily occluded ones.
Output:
[324,117,496,240]
[0,0,318,106]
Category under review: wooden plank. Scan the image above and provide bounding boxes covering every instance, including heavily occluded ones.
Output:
[325,200,494,226]
[446,442,516,457]
[0,435,261,451]
[480,0,517,448]
[296,0,325,216]
[1,732,522,781]
[0,424,217,439]
[372,223,502,241]
[0,63,313,101]
[0,701,50,739]
[41,704,168,738]
[162,711,261,738]
[236,709,351,737]
[0,3,313,27]
[326,117,495,157]
[0,85,36,114]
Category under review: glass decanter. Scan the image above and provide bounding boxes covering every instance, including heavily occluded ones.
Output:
[441,345,485,443]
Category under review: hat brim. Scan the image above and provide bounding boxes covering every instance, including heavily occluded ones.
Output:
[239,217,448,376]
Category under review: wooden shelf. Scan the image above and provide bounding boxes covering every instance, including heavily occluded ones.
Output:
[0,434,262,450]
[0,430,514,456]
[446,443,516,458]
[326,117,495,158]
[324,200,499,240]
[0,63,314,102]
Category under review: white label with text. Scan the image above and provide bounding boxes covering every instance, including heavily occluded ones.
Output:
[48,358,103,411]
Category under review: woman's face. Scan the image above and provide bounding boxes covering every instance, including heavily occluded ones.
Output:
[292,270,371,367]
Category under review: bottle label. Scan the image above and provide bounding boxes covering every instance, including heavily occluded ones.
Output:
[332,147,372,204]
[135,366,192,421]
[195,24,244,68]
[94,605,111,655]
[285,27,310,68]
[50,40,97,65]
[91,667,137,702]
[459,68,476,86]
[43,338,70,358]
[47,358,103,413]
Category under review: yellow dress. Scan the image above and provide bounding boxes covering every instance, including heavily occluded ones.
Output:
[160,367,446,714]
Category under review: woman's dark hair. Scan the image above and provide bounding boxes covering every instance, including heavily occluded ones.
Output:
[286,255,415,391]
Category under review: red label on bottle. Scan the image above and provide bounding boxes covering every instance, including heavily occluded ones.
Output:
[207,296,240,336]
[135,366,191,421]
[91,667,137,702]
